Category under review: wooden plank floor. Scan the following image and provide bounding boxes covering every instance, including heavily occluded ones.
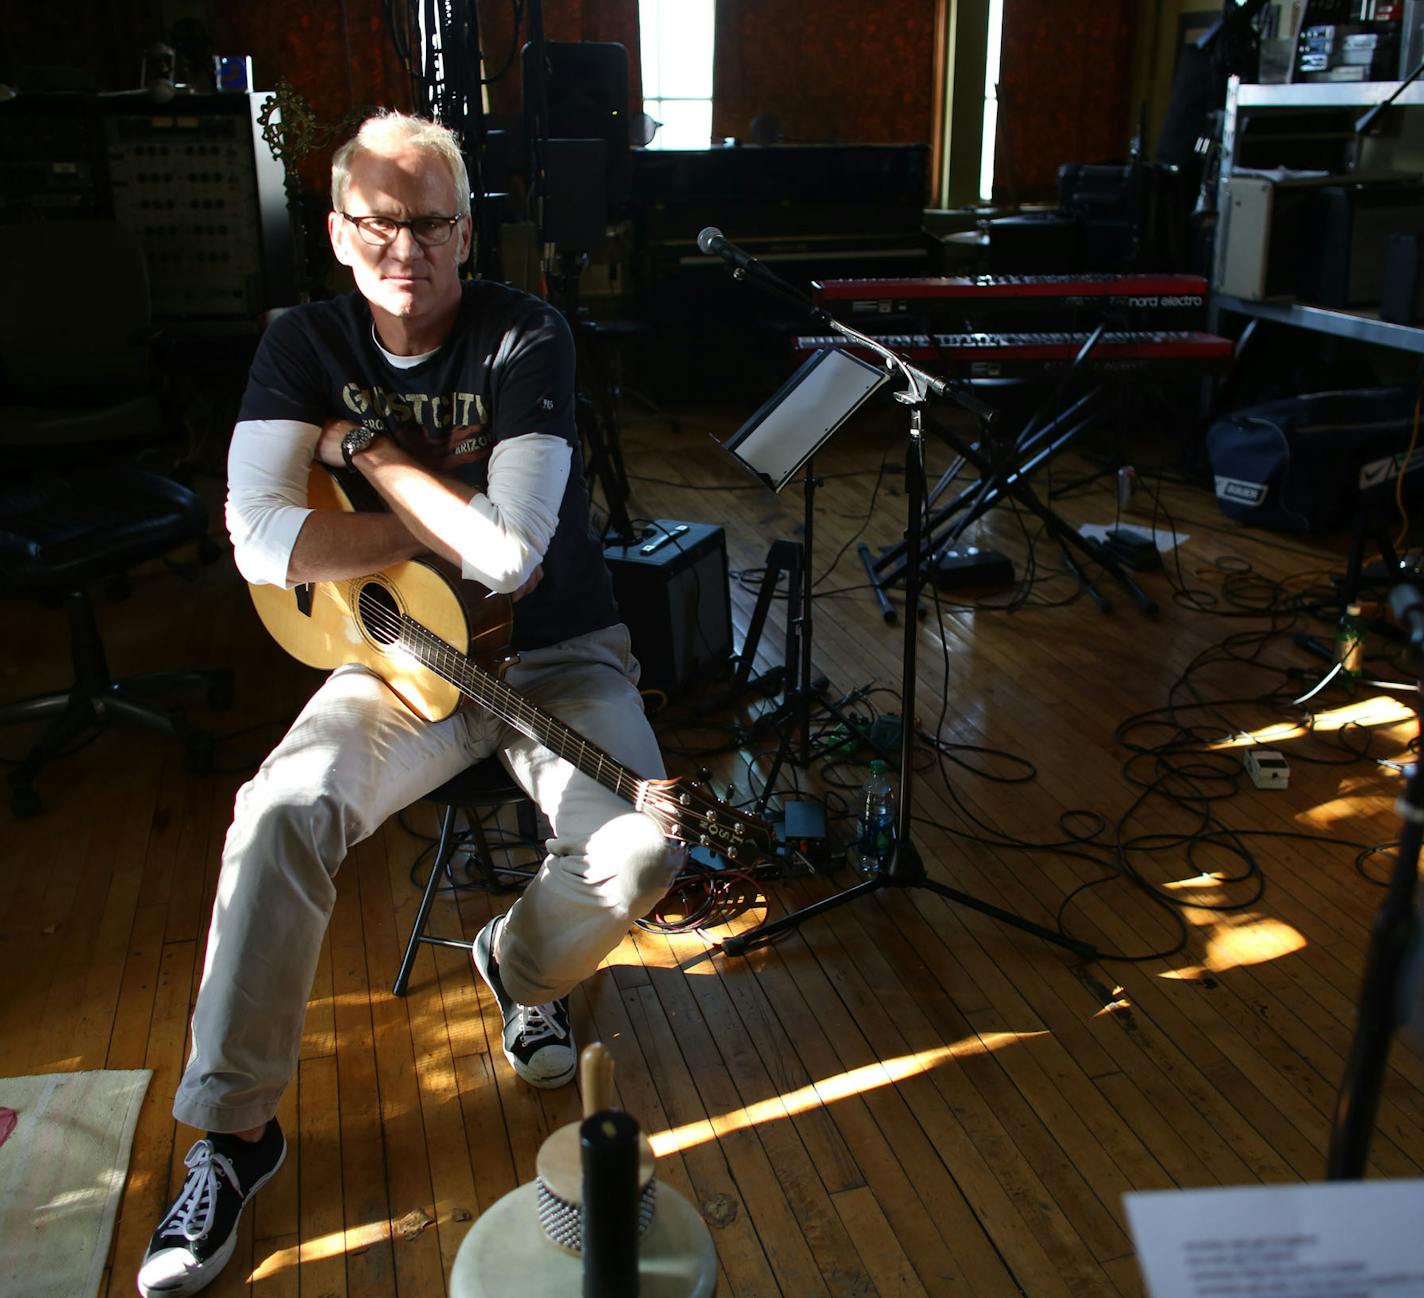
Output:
[3,389,1421,1297]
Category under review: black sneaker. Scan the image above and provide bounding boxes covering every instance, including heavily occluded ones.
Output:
[136,1120,286,1297]
[473,914,576,1088]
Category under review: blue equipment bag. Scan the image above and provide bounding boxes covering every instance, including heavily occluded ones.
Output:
[1206,387,1424,533]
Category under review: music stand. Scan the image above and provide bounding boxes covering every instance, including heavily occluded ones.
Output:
[724,347,889,492]
[723,348,890,768]
[720,319,1097,962]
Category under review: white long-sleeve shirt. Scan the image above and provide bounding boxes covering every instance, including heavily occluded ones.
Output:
[225,419,571,593]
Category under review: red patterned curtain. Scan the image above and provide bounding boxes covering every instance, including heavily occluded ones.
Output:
[992,0,1136,202]
[213,0,412,193]
[713,0,937,144]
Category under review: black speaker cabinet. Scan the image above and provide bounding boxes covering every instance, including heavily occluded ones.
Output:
[525,40,630,215]
[604,520,731,696]
[1310,183,1424,308]
[1381,231,1424,324]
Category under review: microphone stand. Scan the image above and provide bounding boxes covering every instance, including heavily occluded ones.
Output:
[707,239,1096,961]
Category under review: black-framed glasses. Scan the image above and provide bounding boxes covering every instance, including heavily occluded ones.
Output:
[340,211,462,247]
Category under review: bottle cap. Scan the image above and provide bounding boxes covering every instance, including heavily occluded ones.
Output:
[869,759,887,775]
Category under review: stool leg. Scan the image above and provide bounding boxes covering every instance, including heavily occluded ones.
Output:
[465,804,508,891]
[393,803,462,997]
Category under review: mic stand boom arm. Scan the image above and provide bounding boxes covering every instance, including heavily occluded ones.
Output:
[819,313,1000,428]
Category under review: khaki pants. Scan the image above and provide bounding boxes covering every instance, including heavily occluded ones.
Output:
[174,623,674,1133]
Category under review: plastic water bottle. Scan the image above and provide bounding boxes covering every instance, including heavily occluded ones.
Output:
[854,759,897,877]
[1334,602,1365,678]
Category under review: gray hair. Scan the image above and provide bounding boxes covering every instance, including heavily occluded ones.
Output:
[331,111,471,215]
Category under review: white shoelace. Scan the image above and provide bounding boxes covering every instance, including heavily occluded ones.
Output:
[167,1140,240,1243]
[518,1002,568,1046]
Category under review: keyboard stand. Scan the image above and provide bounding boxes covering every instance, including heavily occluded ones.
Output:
[864,326,1160,616]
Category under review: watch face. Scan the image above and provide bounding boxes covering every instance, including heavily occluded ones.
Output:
[342,427,377,467]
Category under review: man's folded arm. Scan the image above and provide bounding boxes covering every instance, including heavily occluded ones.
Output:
[347,431,571,594]
[226,417,422,587]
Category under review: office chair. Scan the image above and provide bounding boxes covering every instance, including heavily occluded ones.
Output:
[0,220,229,816]
[0,463,231,816]
[0,221,174,456]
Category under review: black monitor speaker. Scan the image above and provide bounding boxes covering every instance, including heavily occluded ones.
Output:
[1381,231,1424,324]
[604,522,732,698]
[525,40,630,217]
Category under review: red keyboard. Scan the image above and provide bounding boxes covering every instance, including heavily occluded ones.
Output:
[811,273,1209,305]
[792,329,1234,366]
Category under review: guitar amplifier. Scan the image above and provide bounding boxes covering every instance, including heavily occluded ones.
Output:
[604,521,732,696]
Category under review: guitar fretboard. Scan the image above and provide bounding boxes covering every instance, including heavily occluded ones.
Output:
[393,607,644,807]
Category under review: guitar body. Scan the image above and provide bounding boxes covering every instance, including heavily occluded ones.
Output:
[247,467,513,722]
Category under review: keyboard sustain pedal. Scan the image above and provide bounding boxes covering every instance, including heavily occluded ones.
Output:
[928,546,1014,590]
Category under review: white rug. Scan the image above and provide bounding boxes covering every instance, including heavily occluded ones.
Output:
[0,1070,152,1298]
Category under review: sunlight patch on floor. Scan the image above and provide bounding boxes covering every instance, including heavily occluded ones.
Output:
[1210,695,1414,750]
[251,1218,391,1276]
[1159,912,1306,981]
[648,1034,1045,1156]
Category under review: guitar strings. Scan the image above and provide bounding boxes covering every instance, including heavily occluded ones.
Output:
[351,588,767,857]
[353,591,661,814]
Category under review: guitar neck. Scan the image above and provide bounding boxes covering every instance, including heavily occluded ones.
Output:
[396,607,645,804]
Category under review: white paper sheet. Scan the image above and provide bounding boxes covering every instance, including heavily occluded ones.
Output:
[1125,1179,1424,1298]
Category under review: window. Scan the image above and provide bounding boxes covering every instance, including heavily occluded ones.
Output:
[640,0,716,149]
[979,0,1004,201]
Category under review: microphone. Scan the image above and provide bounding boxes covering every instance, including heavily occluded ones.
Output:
[696,226,764,278]
[696,225,817,316]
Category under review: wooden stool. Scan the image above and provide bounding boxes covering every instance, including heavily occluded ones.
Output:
[392,756,536,996]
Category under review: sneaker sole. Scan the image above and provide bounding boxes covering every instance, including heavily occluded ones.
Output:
[517,1056,577,1089]
[136,1138,288,1298]
[471,919,576,1089]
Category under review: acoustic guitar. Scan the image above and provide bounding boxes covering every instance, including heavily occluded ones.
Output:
[247,467,776,864]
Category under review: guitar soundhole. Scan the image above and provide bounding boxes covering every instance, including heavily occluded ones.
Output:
[356,581,401,646]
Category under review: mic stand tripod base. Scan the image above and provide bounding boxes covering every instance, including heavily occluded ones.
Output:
[721,837,1097,959]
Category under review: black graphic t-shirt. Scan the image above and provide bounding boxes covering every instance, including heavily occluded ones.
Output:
[238,280,618,651]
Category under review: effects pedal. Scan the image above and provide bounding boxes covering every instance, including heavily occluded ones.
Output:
[1101,527,1161,571]
[1244,749,1290,790]
[928,546,1014,589]
[776,800,830,868]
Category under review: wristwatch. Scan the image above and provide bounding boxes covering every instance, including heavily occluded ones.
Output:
[340,425,381,470]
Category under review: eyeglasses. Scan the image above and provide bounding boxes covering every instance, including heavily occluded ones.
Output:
[340,212,463,247]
